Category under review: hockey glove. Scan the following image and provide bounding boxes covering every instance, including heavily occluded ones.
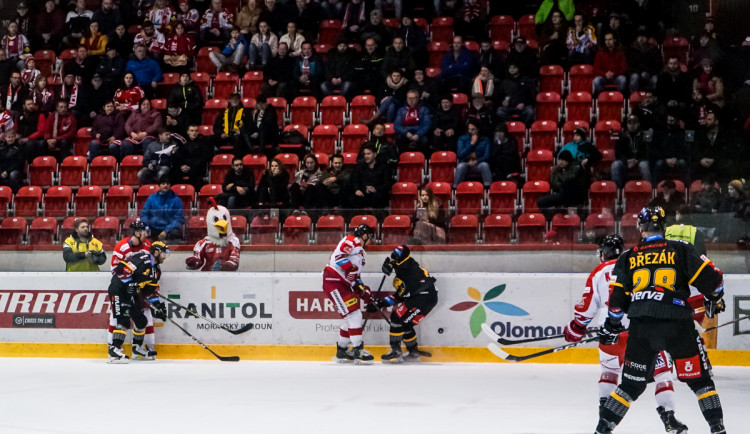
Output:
[354,280,373,304]
[704,296,726,319]
[381,258,394,276]
[375,296,396,310]
[599,316,625,346]
[564,318,587,343]
[185,256,202,270]
[152,302,168,321]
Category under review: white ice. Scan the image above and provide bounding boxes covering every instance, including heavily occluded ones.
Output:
[0,358,746,434]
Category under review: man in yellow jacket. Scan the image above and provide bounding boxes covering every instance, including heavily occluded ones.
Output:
[62,218,107,271]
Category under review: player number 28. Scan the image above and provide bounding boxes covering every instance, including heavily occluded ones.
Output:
[632,268,676,292]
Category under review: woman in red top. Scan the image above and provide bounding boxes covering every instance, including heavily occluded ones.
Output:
[163,23,196,72]
[113,72,145,112]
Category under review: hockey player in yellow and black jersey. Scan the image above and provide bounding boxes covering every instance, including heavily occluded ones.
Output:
[107,242,170,364]
[376,245,438,363]
[594,207,727,434]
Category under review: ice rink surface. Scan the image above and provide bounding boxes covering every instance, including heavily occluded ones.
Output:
[0,357,746,434]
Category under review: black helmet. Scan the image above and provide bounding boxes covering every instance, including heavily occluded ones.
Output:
[638,206,666,233]
[130,219,147,232]
[150,241,170,256]
[353,224,374,238]
[390,245,411,263]
[598,234,624,260]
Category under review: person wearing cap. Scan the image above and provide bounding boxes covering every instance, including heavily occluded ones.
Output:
[213,92,250,154]
[559,127,601,172]
[496,62,536,127]
[454,119,492,189]
[612,114,651,188]
[628,30,661,93]
[62,218,106,272]
[490,122,522,183]
[432,95,462,153]
[15,2,32,37]
[507,36,538,79]
[592,32,628,96]
[20,57,40,92]
[537,149,587,220]
[566,13,597,65]
[244,93,279,157]
[77,73,108,127]
[321,39,356,100]
[92,0,123,35]
[360,9,392,47]
[210,25,247,74]
[141,174,185,242]
[440,35,475,94]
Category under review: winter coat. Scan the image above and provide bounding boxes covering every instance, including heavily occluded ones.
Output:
[325,49,356,81]
[382,46,417,79]
[91,110,126,141]
[125,109,162,136]
[143,139,178,169]
[441,47,475,80]
[394,105,432,137]
[457,134,491,164]
[125,57,163,87]
[140,190,185,233]
[257,171,290,206]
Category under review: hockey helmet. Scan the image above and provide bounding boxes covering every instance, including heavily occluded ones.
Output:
[150,241,170,256]
[130,218,147,232]
[390,245,411,264]
[353,224,375,238]
[598,234,624,261]
[638,206,666,233]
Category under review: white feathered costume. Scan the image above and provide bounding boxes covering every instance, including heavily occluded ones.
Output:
[185,198,241,271]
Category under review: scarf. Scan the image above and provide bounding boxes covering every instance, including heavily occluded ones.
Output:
[5,84,20,110]
[343,2,365,26]
[472,76,494,97]
[223,107,243,134]
[61,84,79,107]
[301,56,310,74]
[52,113,71,139]
[402,106,419,126]
[386,76,408,91]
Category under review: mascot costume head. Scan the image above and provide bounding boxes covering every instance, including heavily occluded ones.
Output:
[185,198,241,271]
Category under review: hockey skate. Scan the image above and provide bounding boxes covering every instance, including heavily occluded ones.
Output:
[350,343,374,365]
[333,344,353,363]
[107,345,129,364]
[404,345,431,362]
[709,419,726,434]
[381,349,404,363]
[594,419,616,434]
[657,406,688,434]
[132,344,157,361]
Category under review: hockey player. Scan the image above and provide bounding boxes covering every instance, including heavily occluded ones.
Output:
[595,207,727,434]
[565,234,688,433]
[107,241,170,364]
[377,245,438,363]
[323,224,376,364]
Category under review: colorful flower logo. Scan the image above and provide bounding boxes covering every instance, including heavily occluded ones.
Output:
[449,284,529,337]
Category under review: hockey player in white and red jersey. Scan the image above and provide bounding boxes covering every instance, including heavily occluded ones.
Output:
[322,224,376,364]
[564,234,688,434]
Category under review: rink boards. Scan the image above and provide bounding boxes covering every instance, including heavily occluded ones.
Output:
[0,272,748,364]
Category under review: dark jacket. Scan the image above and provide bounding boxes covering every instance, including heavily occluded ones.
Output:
[656,71,693,105]
[16,109,42,140]
[441,47,476,80]
[92,6,124,34]
[325,48,356,81]
[498,74,535,107]
[382,46,417,79]
[264,54,296,84]
[223,167,256,203]
[257,170,290,207]
[143,138,178,169]
[550,163,587,205]
[0,140,24,174]
[168,82,204,125]
[354,50,385,91]
[360,22,392,47]
[173,135,213,182]
[491,135,522,179]
[397,23,427,53]
[91,110,126,142]
[245,106,279,150]
[96,56,126,90]
[352,160,390,196]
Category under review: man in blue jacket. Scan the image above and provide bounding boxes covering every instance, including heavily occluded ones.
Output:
[454,120,492,188]
[394,90,432,154]
[125,44,163,98]
[141,174,184,242]
[440,35,476,94]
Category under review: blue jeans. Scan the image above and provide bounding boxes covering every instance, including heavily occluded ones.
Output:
[453,161,492,188]
[611,159,651,188]
[593,75,627,96]
[378,97,402,124]
[248,43,271,66]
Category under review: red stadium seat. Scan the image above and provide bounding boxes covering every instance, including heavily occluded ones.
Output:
[74,185,103,218]
[594,120,621,152]
[506,121,527,154]
[290,96,318,128]
[250,213,279,244]
[449,214,478,244]
[316,214,345,245]
[455,181,484,216]
[275,153,300,183]
[171,184,195,215]
[186,215,207,245]
[43,186,72,218]
[397,152,425,185]
[529,120,558,152]
[391,182,418,214]
[320,95,347,127]
[350,95,377,124]
[33,49,56,75]
[283,215,312,245]
[525,149,554,182]
[382,215,411,245]
[136,184,159,212]
[589,181,617,214]
[413,17,429,33]
[539,64,564,94]
[242,154,267,186]
[28,217,57,245]
[195,49,219,81]
[565,91,593,122]
[318,20,342,45]
[209,154,234,184]
[59,156,87,187]
[596,91,624,122]
[29,156,57,188]
[190,71,211,99]
[311,124,339,155]
[61,216,79,233]
[314,43,333,61]
[549,213,581,244]
[484,214,513,244]
[593,148,615,178]
[383,123,396,142]
[452,92,469,117]
[104,185,133,218]
[428,41,450,69]
[517,212,546,244]
[341,123,369,153]
[15,186,43,218]
[568,64,594,93]
[230,215,248,242]
[242,97,256,109]
[488,15,514,43]
[241,70,263,99]
[0,186,11,217]
[535,92,562,122]
[623,180,653,214]
[619,212,641,245]
[92,216,120,245]
[90,156,117,186]
[429,151,457,184]
[425,67,441,78]
[517,14,536,41]
[656,179,686,194]
[284,124,310,140]
[584,212,616,241]
[156,72,180,98]
[213,72,239,99]
[75,127,93,156]
[268,97,288,127]
[628,91,647,111]
[561,120,589,144]
[350,215,378,236]
[197,184,223,214]
[430,16,454,42]
[662,36,690,65]
[492,40,510,54]
[341,152,358,170]
[0,217,27,245]
[150,98,167,111]
[522,181,550,213]
[59,48,76,61]
[488,181,518,214]
[202,98,226,126]
[120,155,144,186]
[425,181,452,212]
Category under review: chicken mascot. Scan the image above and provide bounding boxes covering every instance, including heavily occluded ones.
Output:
[185,198,241,271]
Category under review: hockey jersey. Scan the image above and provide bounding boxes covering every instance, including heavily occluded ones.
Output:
[200,8,233,30]
[147,6,176,32]
[325,235,366,285]
[111,237,152,274]
[189,235,241,271]
[114,86,146,111]
[572,259,630,329]
[112,251,161,296]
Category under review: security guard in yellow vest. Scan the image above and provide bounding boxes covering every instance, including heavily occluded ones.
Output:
[665,207,707,255]
[62,218,107,271]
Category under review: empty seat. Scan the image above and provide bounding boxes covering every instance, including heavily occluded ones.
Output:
[522,181,550,213]
[203,98,227,126]
[565,91,593,122]
[506,121,527,154]
[136,184,159,212]
[0,186,12,217]
[382,215,411,245]
[29,156,57,187]
[484,214,513,244]
[623,180,653,214]
[341,123,369,154]
[230,214,248,242]
[529,120,558,152]
[628,91,647,111]
[311,124,339,155]
[430,16,454,42]
[74,185,103,218]
[535,92,562,122]
[241,70,263,99]
[283,215,312,245]
[59,156,88,186]
[155,72,179,98]
[341,152,358,170]
[28,217,57,245]
[391,182,418,214]
[186,215,207,245]
[350,215,378,237]
[548,213,581,244]
[516,213,546,244]
[90,156,117,186]
[213,72,239,100]
[0,217,27,245]
[596,91,625,122]
[488,15,514,42]
[268,97,288,127]
[16,186,43,218]
[195,49,218,82]
[397,152,425,185]
[589,180,617,213]
[242,154,267,185]
[104,185,133,219]
[197,184,223,214]
[618,212,641,245]
[171,184,195,216]
[452,92,469,117]
[525,149,554,182]
[316,214,345,245]
[44,186,72,218]
[320,95,347,127]
[349,95,377,124]
[210,154,234,184]
[250,213,278,244]
[516,14,536,41]
[593,120,621,152]
[449,214,478,244]
[290,96,318,128]
[584,212,616,241]
[662,36,689,65]
[75,127,93,156]
[425,181,452,212]
[429,151,457,184]
[318,19,342,45]
[656,179,686,195]
[539,64,565,93]
[33,49,56,75]
[568,64,594,93]
[92,216,120,244]
[488,181,518,214]
[150,98,167,111]
[455,181,484,215]
[190,71,211,99]
[120,155,144,186]
[427,41,450,69]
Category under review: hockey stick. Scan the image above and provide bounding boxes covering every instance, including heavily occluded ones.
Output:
[157,294,253,335]
[481,323,565,345]
[363,275,388,328]
[698,314,750,333]
[145,300,240,362]
[487,334,604,362]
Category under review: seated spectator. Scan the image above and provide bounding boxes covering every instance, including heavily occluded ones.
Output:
[247,21,279,69]
[141,175,185,242]
[0,49,14,89]
[62,218,106,272]
[147,0,176,34]
[82,21,109,58]
[1,22,31,71]
[121,98,162,158]
[176,0,201,36]
[36,1,66,51]
[351,143,390,210]
[16,98,45,163]
[611,115,651,188]
[2,72,28,114]
[92,0,123,35]
[65,0,94,47]
[537,10,568,66]
[245,93,279,157]
[559,127,602,173]
[88,101,126,161]
[692,32,724,72]
[455,0,487,41]
[394,89,432,153]
[200,0,234,46]
[592,32,627,95]
[454,120,492,188]
[599,12,633,48]
[691,177,720,214]
[292,42,325,98]
[648,180,685,217]
[168,73,204,126]
[471,66,497,101]
[77,74,109,127]
[374,69,409,124]
[693,58,724,109]
[321,153,352,208]
[172,124,213,188]
[163,23,196,72]
[628,30,661,93]
[20,58,40,92]
[290,153,326,213]
[477,38,504,78]
[397,15,427,68]
[432,95,461,153]
[353,38,384,95]
[686,88,714,129]
[280,22,306,57]
[30,75,55,115]
[321,40,356,100]
[262,41,295,98]
[139,128,179,184]
[235,0,262,36]
[411,68,438,110]
[467,92,496,138]
[360,8,391,47]
[507,36,538,79]
[43,100,77,161]
[382,36,416,80]
[125,45,163,98]
[107,24,133,59]
[165,104,192,138]
[340,0,367,43]
[411,186,447,244]
[537,150,587,220]
[96,45,127,96]
[292,0,322,43]
[656,57,692,109]
[440,35,475,94]
[133,20,166,61]
[0,129,24,192]
[364,123,398,177]
[258,0,287,38]
[219,156,256,210]
[692,111,736,183]
[214,92,249,155]
[66,46,97,84]
[566,13,597,65]
[632,90,666,131]
[496,63,535,127]
[651,112,689,184]
[490,123,522,183]
[257,157,290,208]
[113,72,146,112]
[210,25,248,74]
